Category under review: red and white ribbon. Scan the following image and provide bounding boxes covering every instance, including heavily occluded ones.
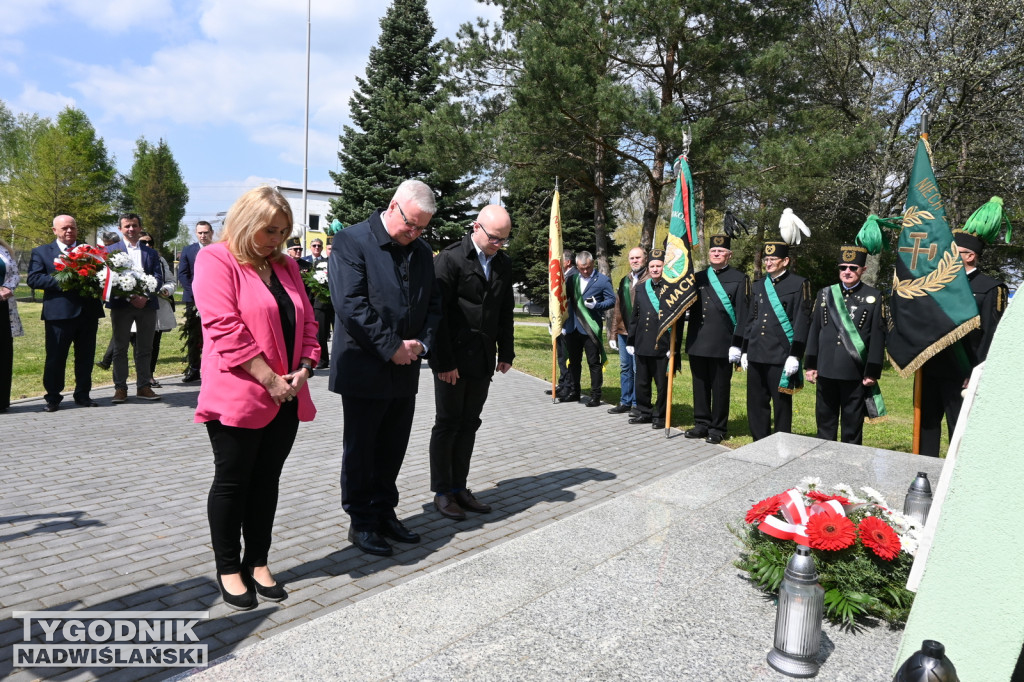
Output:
[758,489,847,546]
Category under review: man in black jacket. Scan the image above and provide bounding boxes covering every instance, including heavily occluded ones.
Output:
[328,180,442,556]
[742,241,812,441]
[684,234,749,444]
[626,250,675,429]
[27,215,105,411]
[429,205,515,520]
[804,245,886,444]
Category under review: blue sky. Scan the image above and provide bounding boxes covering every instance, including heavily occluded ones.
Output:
[0,0,500,232]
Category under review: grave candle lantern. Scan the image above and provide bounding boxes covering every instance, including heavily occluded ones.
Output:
[903,472,933,526]
[767,545,824,678]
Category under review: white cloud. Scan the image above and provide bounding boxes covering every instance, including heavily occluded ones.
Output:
[15,84,76,117]
[0,0,175,35]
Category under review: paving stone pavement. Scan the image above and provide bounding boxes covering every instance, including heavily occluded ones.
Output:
[0,365,723,681]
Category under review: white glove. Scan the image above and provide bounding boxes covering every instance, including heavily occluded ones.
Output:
[160,283,175,297]
[666,349,671,358]
[584,297,597,309]
[740,353,748,371]
[728,346,742,363]
[784,356,800,377]
[626,345,635,356]
[609,338,618,351]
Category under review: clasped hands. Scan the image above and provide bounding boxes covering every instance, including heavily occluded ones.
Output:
[391,339,424,365]
[264,370,308,406]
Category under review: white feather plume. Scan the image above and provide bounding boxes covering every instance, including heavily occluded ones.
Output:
[778,208,811,245]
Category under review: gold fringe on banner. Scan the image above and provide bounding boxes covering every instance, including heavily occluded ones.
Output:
[887,316,981,378]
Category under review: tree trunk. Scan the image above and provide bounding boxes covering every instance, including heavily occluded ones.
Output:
[592,142,610,276]
[640,42,676,251]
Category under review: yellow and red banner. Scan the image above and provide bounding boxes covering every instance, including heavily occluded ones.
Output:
[548,188,567,339]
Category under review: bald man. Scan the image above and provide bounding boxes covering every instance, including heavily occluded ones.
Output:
[428,205,515,520]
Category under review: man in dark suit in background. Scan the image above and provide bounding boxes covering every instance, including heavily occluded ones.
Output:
[741,240,811,441]
[626,250,673,429]
[329,180,442,557]
[804,245,886,444]
[302,237,332,369]
[177,220,213,382]
[27,215,105,412]
[429,205,515,520]
[560,250,615,407]
[106,213,163,403]
[684,234,749,444]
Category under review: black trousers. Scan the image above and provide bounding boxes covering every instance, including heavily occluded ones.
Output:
[43,316,98,405]
[690,356,733,437]
[635,354,668,422]
[205,401,299,574]
[314,306,332,366]
[341,394,415,531]
[815,376,866,444]
[430,374,491,492]
[565,330,602,399]
[918,370,963,458]
[746,361,792,441]
[0,300,11,410]
[556,334,570,393]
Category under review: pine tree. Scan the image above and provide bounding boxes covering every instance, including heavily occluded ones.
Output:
[122,136,189,253]
[329,0,472,247]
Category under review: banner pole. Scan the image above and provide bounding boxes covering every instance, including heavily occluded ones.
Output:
[552,336,558,403]
[665,323,676,437]
[912,368,922,454]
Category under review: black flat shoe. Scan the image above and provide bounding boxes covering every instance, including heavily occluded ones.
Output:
[706,434,724,445]
[43,403,60,413]
[557,394,581,403]
[348,527,393,556]
[74,400,100,407]
[628,416,652,424]
[216,573,256,611]
[684,429,708,439]
[607,404,631,414]
[249,568,287,602]
[583,397,602,407]
[379,518,420,544]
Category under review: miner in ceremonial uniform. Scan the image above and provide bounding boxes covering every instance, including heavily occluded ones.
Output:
[804,245,886,444]
[955,230,1008,366]
[741,240,812,441]
[626,249,675,429]
[684,234,749,444]
[559,250,615,407]
[607,247,647,416]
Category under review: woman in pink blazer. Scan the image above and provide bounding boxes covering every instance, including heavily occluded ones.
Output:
[193,186,320,610]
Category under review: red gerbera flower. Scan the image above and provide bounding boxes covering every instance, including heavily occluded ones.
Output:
[806,490,849,505]
[858,516,901,560]
[804,510,856,551]
[745,494,784,525]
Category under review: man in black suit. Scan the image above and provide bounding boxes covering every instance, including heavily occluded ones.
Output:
[804,245,887,444]
[429,205,515,520]
[27,215,105,412]
[684,234,749,444]
[626,250,675,429]
[741,241,812,441]
[328,180,442,556]
[302,237,332,369]
[106,213,163,403]
[177,220,213,382]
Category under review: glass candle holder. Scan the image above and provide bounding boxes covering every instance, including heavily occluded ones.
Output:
[903,472,933,526]
[767,545,824,678]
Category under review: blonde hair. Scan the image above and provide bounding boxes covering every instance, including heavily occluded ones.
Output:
[221,186,294,265]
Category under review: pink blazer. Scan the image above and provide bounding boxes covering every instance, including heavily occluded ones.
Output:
[192,242,320,428]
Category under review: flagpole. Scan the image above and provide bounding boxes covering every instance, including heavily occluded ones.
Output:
[665,323,676,437]
[911,113,930,454]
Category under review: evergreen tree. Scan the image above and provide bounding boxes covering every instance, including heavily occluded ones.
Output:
[122,136,189,253]
[10,107,118,244]
[329,0,473,247]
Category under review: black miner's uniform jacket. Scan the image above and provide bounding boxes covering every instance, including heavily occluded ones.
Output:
[685,265,750,359]
[742,270,812,364]
[804,281,886,381]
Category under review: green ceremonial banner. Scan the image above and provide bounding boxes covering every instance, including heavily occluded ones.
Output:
[887,138,979,377]
[657,155,698,342]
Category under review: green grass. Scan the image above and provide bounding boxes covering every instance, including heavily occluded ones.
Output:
[513,323,937,454]
[9,284,189,401]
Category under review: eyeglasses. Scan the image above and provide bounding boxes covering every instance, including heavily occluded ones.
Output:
[838,265,860,272]
[474,221,511,247]
[394,202,427,233]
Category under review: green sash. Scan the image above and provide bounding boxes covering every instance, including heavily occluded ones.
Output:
[764,277,803,394]
[828,285,887,419]
[707,267,736,329]
[620,276,635,324]
[644,278,660,313]
[575,275,607,364]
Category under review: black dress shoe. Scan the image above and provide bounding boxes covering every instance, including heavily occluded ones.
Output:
[216,573,257,611]
[249,568,287,602]
[43,403,60,413]
[379,518,420,544]
[706,434,724,445]
[557,394,581,403]
[348,527,393,556]
[652,421,665,430]
[629,407,641,418]
[149,380,162,389]
[583,397,602,407]
[544,389,553,395]
[628,416,652,424]
[182,369,201,383]
[74,400,100,407]
[95,360,111,371]
[607,404,631,414]
[684,428,708,439]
